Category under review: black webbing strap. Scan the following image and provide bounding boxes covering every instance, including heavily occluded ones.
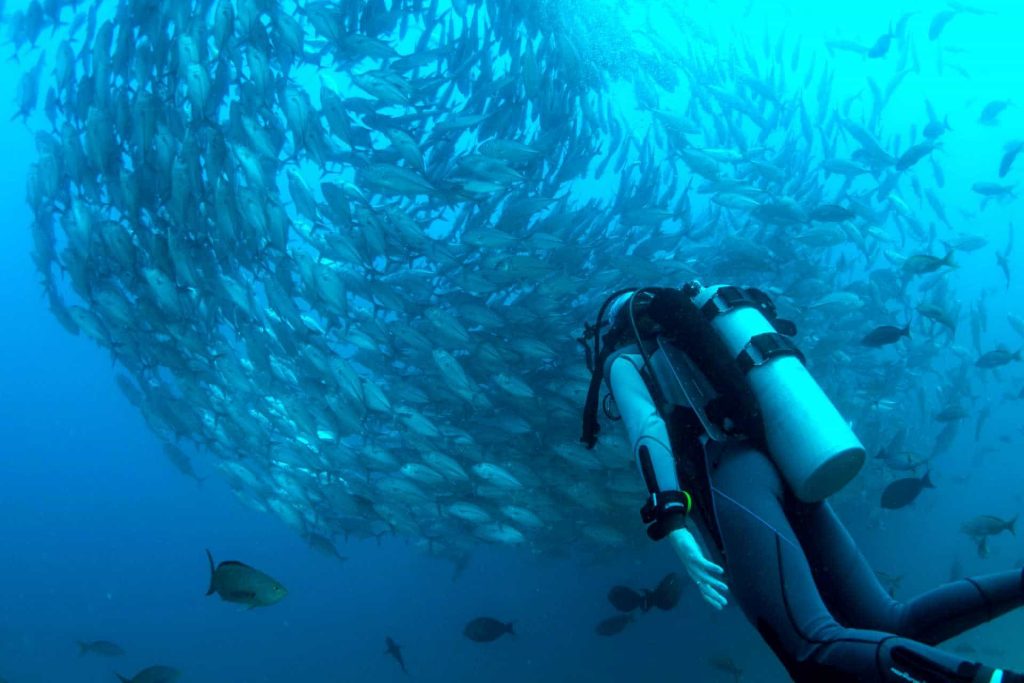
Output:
[737,332,805,374]
[698,285,797,337]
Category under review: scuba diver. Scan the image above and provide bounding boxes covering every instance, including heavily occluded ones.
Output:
[579,283,1024,683]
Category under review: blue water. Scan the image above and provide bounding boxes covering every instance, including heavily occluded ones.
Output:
[0,58,760,683]
[1,1,1024,681]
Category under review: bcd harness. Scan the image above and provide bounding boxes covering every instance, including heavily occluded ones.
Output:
[578,283,800,541]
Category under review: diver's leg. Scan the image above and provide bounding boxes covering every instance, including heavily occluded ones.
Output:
[793,501,1024,644]
[709,443,1016,683]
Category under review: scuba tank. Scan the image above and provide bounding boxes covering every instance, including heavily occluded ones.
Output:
[690,283,865,502]
[580,283,865,503]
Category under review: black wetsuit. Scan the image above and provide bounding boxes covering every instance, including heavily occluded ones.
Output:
[707,440,1024,683]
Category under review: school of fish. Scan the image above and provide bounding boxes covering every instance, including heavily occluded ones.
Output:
[6,0,1022,575]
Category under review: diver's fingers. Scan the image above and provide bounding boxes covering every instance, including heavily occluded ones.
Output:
[698,557,726,575]
[685,561,728,597]
[699,574,729,595]
[699,583,728,610]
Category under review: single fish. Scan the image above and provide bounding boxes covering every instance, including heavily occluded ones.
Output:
[979,100,1011,126]
[1008,313,1024,339]
[205,549,287,608]
[948,233,988,252]
[961,515,1016,539]
[928,10,957,41]
[934,405,969,422]
[999,140,1024,178]
[972,182,1015,197]
[881,472,935,509]
[385,636,408,675]
[809,204,856,222]
[861,323,910,347]
[875,448,931,473]
[867,30,894,59]
[976,348,1021,369]
[896,141,938,171]
[923,115,951,139]
[303,532,348,563]
[902,249,956,276]
[595,613,634,636]
[915,303,958,333]
[825,39,868,56]
[463,617,515,643]
[115,666,181,683]
[709,654,744,682]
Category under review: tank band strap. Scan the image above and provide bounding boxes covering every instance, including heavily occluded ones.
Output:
[737,332,805,373]
[699,285,755,320]
[698,285,798,337]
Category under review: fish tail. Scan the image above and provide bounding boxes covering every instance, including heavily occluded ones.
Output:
[116,675,132,683]
[922,471,935,489]
[205,548,217,596]
[506,621,516,636]
[902,322,911,338]
[1009,516,1017,536]
[943,246,958,268]
[76,641,89,656]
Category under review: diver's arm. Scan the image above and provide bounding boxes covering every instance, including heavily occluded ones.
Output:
[607,353,690,539]
[608,353,729,610]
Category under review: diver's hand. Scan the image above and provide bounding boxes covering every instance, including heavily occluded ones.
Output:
[667,527,729,610]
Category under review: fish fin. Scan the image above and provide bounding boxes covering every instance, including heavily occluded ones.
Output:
[941,243,958,268]
[205,549,216,596]
[116,675,132,683]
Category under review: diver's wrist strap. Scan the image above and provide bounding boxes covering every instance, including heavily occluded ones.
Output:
[641,490,692,541]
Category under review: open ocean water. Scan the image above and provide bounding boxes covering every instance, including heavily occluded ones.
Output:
[0,1,1022,681]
